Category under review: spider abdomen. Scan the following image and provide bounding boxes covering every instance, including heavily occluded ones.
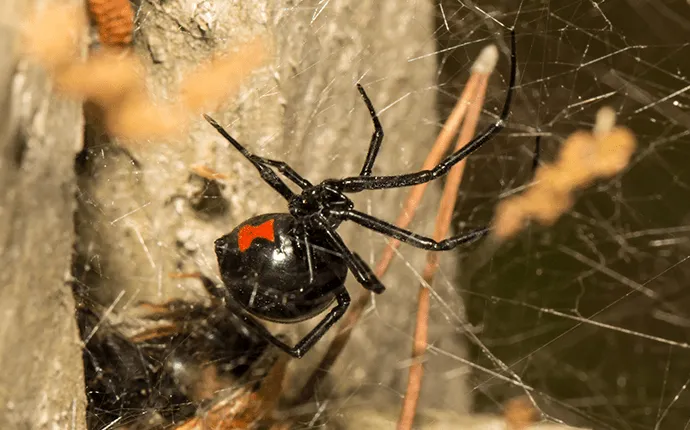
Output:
[215,213,348,323]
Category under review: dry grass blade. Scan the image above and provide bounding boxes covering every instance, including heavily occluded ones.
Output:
[397,65,492,430]
[180,37,269,114]
[492,106,636,239]
[21,4,85,71]
[298,44,499,403]
[190,165,229,180]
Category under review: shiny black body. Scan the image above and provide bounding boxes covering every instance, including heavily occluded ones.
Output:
[206,31,517,358]
[215,213,348,322]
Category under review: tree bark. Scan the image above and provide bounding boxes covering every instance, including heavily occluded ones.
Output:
[0,1,86,428]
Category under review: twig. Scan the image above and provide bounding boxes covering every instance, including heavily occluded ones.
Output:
[397,65,491,430]
[297,44,499,403]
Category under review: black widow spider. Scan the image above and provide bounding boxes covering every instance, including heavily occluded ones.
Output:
[203,31,516,358]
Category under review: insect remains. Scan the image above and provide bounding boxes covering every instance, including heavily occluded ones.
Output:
[87,0,135,47]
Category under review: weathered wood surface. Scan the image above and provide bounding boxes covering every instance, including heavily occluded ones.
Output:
[0,1,86,428]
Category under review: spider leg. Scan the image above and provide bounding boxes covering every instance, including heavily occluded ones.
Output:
[532,135,541,171]
[314,215,386,293]
[228,288,350,358]
[252,156,312,188]
[356,83,384,177]
[204,114,297,199]
[327,208,488,250]
[291,288,350,357]
[329,30,517,193]
[204,115,311,188]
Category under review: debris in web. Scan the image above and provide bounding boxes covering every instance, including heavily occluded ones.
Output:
[190,164,229,181]
[493,106,637,239]
[173,349,289,429]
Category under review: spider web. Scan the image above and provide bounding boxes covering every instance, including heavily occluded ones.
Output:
[73,1,690,429]
[434,1,690,429]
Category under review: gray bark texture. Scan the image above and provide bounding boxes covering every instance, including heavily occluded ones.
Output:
[76,0,473,416]
[0,1,86,429]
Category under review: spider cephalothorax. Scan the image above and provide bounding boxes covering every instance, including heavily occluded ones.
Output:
[288,183,354,223]
[204,30,516,358]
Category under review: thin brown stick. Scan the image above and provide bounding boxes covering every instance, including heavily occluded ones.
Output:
[397,284,430,428]
[373,72,483,276]
[296,74,482,403]
[397,73,489,430]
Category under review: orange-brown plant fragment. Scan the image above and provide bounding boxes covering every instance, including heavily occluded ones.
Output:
[493,107,637,239]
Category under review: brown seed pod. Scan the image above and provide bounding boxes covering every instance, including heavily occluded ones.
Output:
[87,0,135,46]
